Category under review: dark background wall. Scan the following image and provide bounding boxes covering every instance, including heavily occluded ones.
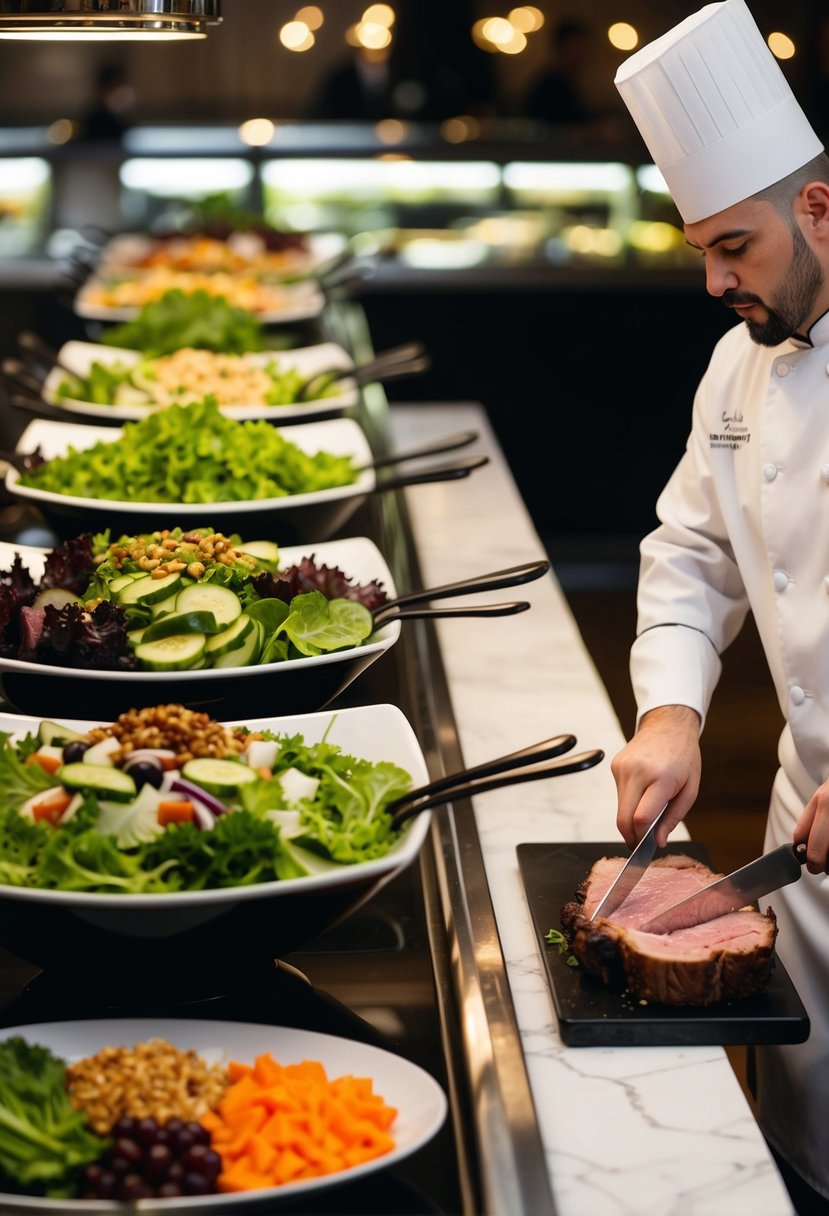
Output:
[0,1,825,135]
[359,276,735,544]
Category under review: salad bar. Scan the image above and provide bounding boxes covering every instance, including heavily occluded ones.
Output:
[0,214,566,1215]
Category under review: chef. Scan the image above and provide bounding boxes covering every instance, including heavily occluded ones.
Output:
[610,0,829,1208]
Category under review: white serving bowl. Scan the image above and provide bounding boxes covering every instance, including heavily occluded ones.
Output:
[6,415,486,542]
[74,274,325,324]
[0,1017,447,1215]
[0,702,430,995]
[41,339,357,424]
[0,535,401,720]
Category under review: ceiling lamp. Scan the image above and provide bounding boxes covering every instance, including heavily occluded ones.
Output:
[0,1,222,41]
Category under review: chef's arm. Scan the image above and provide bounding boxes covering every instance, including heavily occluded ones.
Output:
[793,787,829,875]
[611,704,702,849]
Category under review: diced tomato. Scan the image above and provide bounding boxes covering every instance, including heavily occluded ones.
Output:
[25,751,62,775]
[157,800,195,826]
[32,789,74,824]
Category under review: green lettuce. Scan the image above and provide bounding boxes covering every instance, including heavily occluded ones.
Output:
[0,1037,104,1195]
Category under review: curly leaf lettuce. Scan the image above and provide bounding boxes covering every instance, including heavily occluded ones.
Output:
[18,399,358,504]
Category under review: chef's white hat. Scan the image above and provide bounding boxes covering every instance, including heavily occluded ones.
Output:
[614,0,824,224]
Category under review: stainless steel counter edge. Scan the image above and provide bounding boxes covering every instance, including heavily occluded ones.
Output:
[374,462,557,1216]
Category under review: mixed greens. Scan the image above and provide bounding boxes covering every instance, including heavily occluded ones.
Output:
[17,398,357,503]
[0,710,413,894]
[0,527,389,672]
[100,289,271,356]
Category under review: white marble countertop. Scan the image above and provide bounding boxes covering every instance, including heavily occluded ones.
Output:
[388,401,795,1216]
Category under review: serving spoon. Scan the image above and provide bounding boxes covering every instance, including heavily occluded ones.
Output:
[387,741,605,828]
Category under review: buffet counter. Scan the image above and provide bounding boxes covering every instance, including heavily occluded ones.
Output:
[0,280,796,1214]
[387,400,795,1216]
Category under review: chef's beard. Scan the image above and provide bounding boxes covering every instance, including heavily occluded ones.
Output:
[724,224,823,346]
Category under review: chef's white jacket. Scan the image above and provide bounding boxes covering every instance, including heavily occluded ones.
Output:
[631,307,829,1197]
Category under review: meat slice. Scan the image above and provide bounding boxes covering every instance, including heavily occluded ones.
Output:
[561,854,777,1006]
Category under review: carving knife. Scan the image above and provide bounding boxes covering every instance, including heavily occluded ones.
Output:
[640,842,808,935]
[589,801,672,921]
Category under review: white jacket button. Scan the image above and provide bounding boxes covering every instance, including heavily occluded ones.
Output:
[773,570,789,591]
[791,686,806,706]
[777,363,790,377]
[822,465,829,484]
[763,463,779,482]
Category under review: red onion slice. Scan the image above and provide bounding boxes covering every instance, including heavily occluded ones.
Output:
[168,776,231,822]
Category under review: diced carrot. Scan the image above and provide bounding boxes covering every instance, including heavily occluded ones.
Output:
[200,1051,397,1193]
[32,789,74,824]
[26,750,64,775]
[256,767,272,780]
[157,800,195,825]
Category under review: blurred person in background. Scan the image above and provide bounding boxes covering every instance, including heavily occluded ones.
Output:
[79,61,135,143]
[306,43,398,121]
[524,17,595,124]
[523,17,626,143]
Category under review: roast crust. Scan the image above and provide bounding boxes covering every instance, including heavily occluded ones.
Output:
[561,855,778,1007]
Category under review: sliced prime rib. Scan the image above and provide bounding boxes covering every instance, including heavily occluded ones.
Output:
[561,854,777,1006]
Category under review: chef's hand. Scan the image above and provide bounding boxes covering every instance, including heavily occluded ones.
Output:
[793,783,829,874]
[611,704,702,849]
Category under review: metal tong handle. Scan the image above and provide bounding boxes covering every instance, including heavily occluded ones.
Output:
[16,331,66,378]
[9,394,76,424]
[1,359,45,398]
[373,600,531,627]
[390,748,605,828]
[360,429,479,473]
[386,733,577,815]
[374,558,550,618]
[299,341,428,401]
[371,452,489,493]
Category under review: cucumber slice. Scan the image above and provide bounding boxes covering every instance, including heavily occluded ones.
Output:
[113,383,152,406]
[38,719,85,747]
[150,591,181,619]
[59,762,136,802]
[204,613,254,657]
[180,757,259,796]
[32,587,82,612]
[107,573,137,595]
[237,540,280,564]
[175,583,242,629]
[127,626,146,645]
[141,610,218,642]
[134,632,206,671]
[211,619,262,668]
[117,571,184,606]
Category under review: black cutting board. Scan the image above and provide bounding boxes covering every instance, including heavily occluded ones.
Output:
[517,841,811,1048]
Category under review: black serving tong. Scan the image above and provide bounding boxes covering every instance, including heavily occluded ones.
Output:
[359,428,478,473]
[386,737,605,829]
[316,254,375,303]
[298,341,430,402]
[16,330,77,382]
[371,558,550,627]
[377,600,533,626]
[0,358,46,400]
[367,452,490,494]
